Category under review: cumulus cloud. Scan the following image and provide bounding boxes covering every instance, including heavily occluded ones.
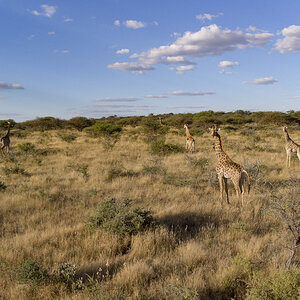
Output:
[170,91,215,96]
[274,25,300,53]
[114,20,120,26]
[218,60,239,68]
[31,4,56,18]
[131,24,273,65]
[243,77,278,85]
[116,48,130,54]
[94,97,139,102]
[107,62,155,74]
[124,20,145,29]
[196,13,223,22]
[144,94,168,99]
[0,82,24,91]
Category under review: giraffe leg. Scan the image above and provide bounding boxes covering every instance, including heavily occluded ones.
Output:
[218,174,224,205]
[223,177,229,204]
[286,150,291,167]
[239,175,245,206]
[297,149,300,163]
[233,179,241,205]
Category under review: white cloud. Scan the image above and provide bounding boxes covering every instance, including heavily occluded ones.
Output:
[132,24,273,65]
[290,96,300,99]
[31,4,56,18]
[170,91,215,96]
[196,13,222,22]
[243,77,278,85]
[274,25,300,53]
[219,70,233,75]
[53,50,70,54]
[28,34,35,40]
[154,21,159,26]
[114,20,120,26]
[218,60,239,68]
[0,81,24,90]
[63,17,73,23]
[175,65,196,75]
[144,94,168,99]
[94,97,139,102]
[116,48,130,54]
[107,62,155,74]
[48,31,55,35]
[124,20,146,29]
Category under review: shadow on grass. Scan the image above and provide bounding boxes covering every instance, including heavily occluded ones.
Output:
[158,211,223,240]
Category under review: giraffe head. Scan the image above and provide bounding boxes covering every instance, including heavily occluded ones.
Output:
[183,124,188,129]
[282,126,288,132]
[210,125,220,137]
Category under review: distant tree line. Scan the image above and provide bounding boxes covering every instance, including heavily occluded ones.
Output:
[0,110,299,132]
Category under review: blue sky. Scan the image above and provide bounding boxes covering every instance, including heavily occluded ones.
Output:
[1,0,300,121]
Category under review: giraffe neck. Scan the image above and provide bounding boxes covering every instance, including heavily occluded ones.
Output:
[214,134,226,161]
[5,124,11,138]
[283,130,291,142]
[185,127,192,138]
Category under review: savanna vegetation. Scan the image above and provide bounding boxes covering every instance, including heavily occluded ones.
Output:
[0,110,299,299]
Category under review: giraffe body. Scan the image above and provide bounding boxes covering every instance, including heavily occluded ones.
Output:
[283,126,300,167]
[1,122,11,154]
[210,125,250,206]
[184,124,195,153]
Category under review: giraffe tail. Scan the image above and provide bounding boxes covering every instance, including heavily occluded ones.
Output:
[242,170,251,194]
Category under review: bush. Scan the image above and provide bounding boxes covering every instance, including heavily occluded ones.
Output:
[16,259,48,285]
[17,142,35,153]
[88,198,156,236]
[222,254,254,300]
[246,270,300,300]
[3,165,28,176]
[68,117,95,131]
[60,133,77,143]
[150,139,183,155]
[18,117,67,131]
[93,122,122,149]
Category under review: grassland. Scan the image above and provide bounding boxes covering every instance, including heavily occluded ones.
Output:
[0,121,299,299]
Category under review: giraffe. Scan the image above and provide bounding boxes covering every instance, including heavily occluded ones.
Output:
[158,117,163,126]
[282,126,300,167]
[210,125,250,206]
[1,121,11,155]
[184,124,195,153]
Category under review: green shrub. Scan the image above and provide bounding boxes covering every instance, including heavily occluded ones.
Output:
[18,117,67,131]
[165,284,199,300]
[93,122,122,149]
[150,139,183,155]
[68,117,95,131]
[16,259,48,285]
[3,165,28,176]
[222,254,254,300]
[88,198,156,236]
[60,133,77,143]
[246,270,300,300]
[17,142,35,153]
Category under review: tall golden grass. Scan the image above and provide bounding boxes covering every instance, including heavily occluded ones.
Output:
[0,125,299,299]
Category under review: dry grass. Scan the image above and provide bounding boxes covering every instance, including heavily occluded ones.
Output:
[0,126,299,299]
